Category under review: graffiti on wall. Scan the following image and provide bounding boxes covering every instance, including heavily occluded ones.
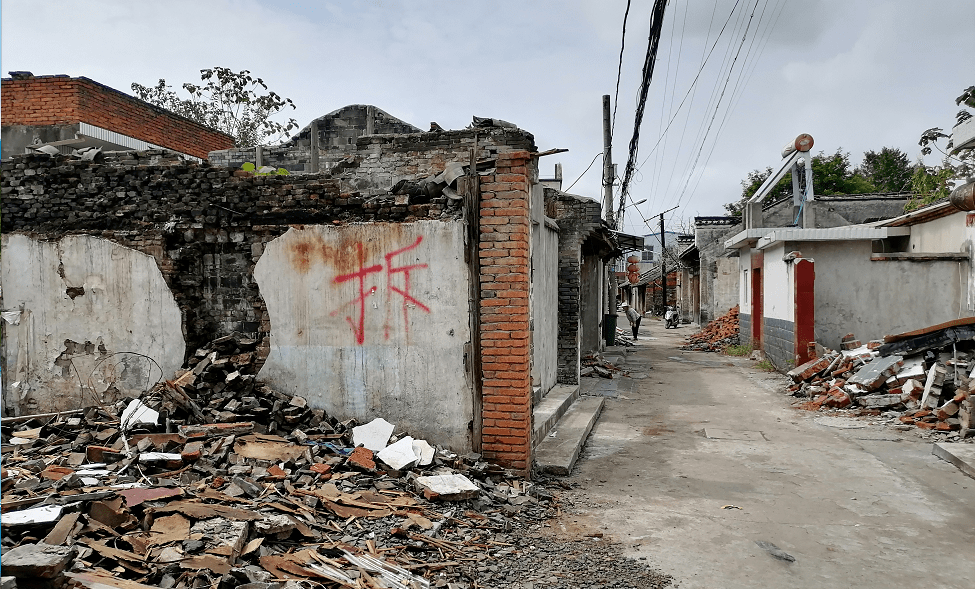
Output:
[329,236,431,344]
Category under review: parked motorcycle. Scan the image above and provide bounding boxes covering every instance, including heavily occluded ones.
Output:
[664,306,679,329]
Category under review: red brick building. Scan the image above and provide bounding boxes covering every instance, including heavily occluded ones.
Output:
[1,72,234,160]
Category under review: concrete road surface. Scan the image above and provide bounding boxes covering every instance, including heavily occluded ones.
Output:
[557,321,975,589]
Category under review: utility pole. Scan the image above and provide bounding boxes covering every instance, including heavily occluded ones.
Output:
[602,94,618,328]
[659,213,666,311]
[602,95,614,226]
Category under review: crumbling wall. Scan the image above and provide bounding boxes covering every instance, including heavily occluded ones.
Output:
[548,190,605,384]
[2,125,541,462]
[254,221,473,450]
[1,234,184,415]
[0,145,464,412]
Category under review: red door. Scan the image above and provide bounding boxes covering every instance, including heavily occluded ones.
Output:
[794,259,815,365]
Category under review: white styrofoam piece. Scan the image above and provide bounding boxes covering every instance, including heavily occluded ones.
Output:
[138,452,182,463]
[415,474,480,497]
[412,439,435,466]
[352,418,395,452]
[377,436,418,470]
[120,398,159,430]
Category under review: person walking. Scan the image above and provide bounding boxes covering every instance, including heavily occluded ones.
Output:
[622,302,642,340]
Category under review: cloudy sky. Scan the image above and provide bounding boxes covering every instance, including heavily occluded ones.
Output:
[2,0,969,235]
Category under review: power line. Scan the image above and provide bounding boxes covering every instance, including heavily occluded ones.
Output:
[646,0,720,219]
[616,0,669,228]
[648,0,681,222]
[611,0,633,137]
[627,0,745,185]
[674,0,783,212]
[670,0,763,210]
[565,151,604,193]
[677,0,788,213]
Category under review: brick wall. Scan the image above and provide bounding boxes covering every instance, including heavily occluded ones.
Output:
[763,316,795,370]
[477,151,535,474]
[547,190,606,385]
[1,75,235,159]
[740,313,751,348]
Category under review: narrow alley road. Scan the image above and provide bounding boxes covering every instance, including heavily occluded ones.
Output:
[554,321,975,589]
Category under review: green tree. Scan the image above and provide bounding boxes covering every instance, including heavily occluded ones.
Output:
[808,149,877,195]
[725,148,877,216]
[132,67,298,147]
[909,84,975,211]
[858,147,914,193]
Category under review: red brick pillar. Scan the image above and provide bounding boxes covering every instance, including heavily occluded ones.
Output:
[477,150,533,474]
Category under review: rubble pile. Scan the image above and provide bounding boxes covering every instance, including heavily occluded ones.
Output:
[613,326,636,347]
[0,337,559,589]
[581,354,619,379]
[786,325,974,439]
[680,306,739,352]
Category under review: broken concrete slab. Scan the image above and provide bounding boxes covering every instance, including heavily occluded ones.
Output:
[920,363,947,409]
[932,442,975,479]
[252,514,296,537]
[858,393,903,410]
[848,355,904,391]
[352,418,395,452]
[1,542,76,579]
[190,518,249,563]
[415,474,480,500]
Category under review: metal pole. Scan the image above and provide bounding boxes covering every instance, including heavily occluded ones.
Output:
[659,212,666,311]
[602,95,615,226]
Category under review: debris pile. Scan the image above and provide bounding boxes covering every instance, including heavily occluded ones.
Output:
[786,321,975,439]
[1,337,558,589]
[681,306,739,352]
[581,354,620,379]
[613,325,636,347]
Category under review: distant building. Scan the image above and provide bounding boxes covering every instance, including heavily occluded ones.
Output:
[1,72,234,160]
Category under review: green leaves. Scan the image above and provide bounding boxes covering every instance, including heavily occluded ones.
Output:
[240,163,289,176]
[132,67,298,148]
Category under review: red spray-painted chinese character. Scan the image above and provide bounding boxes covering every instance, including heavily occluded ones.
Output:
[332,242,382,345]
[384,236,430,341]
[330,237,431,345]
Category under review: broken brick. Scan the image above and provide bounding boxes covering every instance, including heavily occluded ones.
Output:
[347,447,376,471]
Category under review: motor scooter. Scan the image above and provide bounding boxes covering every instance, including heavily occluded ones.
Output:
[664,306,679,329]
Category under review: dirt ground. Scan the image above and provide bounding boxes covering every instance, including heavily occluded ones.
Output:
[551,320,975,589]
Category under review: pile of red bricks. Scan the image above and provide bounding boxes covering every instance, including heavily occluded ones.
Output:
[681,306,739,352]
[785,332,973,436]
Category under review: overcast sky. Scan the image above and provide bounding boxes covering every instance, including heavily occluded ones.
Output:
[2,0,970,235]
